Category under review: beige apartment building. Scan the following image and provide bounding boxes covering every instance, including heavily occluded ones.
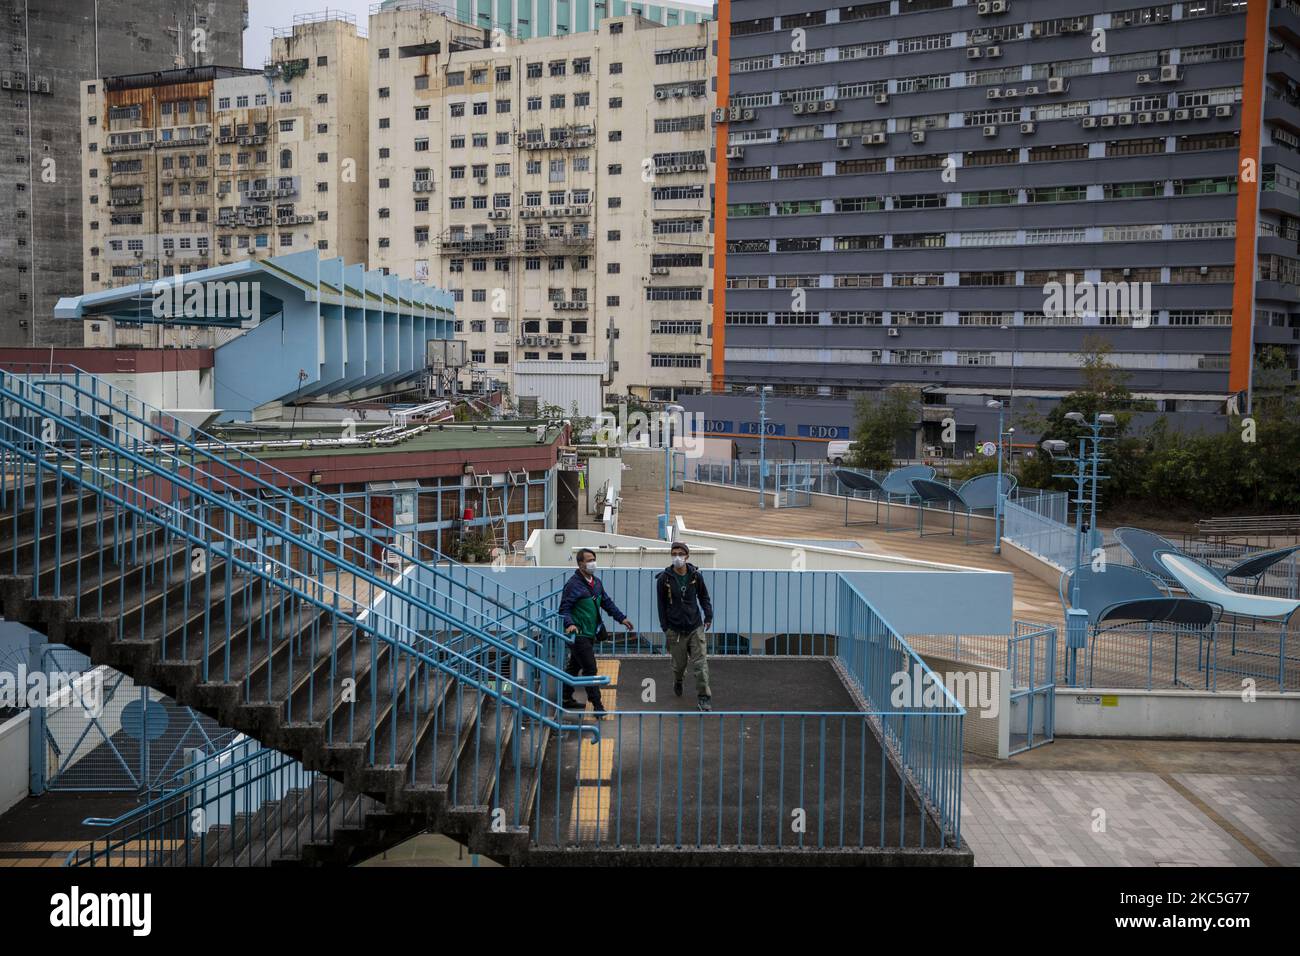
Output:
[368,8,716,401]
[78,13,368,346]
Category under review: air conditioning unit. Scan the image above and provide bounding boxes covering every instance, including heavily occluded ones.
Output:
[967,47,982,59]
[1004,88,1019,98]
[726,146,744,159]
[568,335,581,344]
[1047,77,1067,94]
[805,101,820,113]
[992,0,1008,11]
[1174,108,1190,121]
[650,267,669,275]
[1193,107,1210,119]
[711,108,727,123]
[822,100,838,112]
[874,93,889,105]
[1081,116,1098,128]
[164,249,174,257]
[1025,86,1041,96]
[670,165,683,173]
[864,133,887,145]
[742,109,755,121]
[563,206,575,215]
[837,137,852,148]
[986,45,1002,58]
[476,176,488,185]
[1138,111,1154,124]
[983,125,998,137]
[792,102,805,114]
[1137,73,1153,85]
[1118,113,1135,125]
[1160,65,1182,82]
[911,130,926,144]
[1100,115,1116,127]
[1215,105,1232,118]
[977,1,991,12]
[1156,110,1171,122]
[655,90,667,100]
[1020,122,1036,134]
[673,89,684,98]
[987,89,1002,100]
[729,107,742,121]
[887,327,901,337]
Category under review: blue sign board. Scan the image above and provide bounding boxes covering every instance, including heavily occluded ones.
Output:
[120,699,170,742]
[739,421,786,436]
[798,424,849,439]
[699,419,734,433]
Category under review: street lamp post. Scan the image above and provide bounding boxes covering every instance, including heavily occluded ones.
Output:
[746,385,773,510]
[1042,412,1116,685]
[660,402,685,541]
[986,399,1014,555]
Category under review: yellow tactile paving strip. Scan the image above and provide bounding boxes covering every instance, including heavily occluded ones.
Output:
[570,660,619,841]
[0,839,182,868]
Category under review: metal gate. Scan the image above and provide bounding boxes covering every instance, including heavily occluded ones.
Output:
[35,645,237,793]
[1006,623,1056,754]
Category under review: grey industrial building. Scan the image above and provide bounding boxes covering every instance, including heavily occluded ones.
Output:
[710,0,1296,449]
[0,0,247,347]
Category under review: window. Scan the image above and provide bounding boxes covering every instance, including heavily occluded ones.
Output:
[415,75,429,90]
[610,63,623,75]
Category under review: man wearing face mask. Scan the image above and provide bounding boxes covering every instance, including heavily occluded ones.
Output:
[558,548,634,716]
[656,542,714,712]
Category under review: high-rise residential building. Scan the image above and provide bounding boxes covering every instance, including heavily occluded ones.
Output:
[1,0,248,348]
[78,13,369,347]
[369,7,717,400]
[714,0,1295,430]
[379,0,711,39]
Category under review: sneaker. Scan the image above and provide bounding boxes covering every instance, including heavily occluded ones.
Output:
[591,707,608,720]
[673,679,683,698]
[562,699,584,711]
[697,695,712,713]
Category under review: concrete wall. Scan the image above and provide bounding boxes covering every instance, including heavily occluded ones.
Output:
[919,653,1009,760]
[0,711,30,815]
[1055,689,1300,741]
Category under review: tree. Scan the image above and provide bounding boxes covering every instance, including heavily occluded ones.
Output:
[848,387,919,470]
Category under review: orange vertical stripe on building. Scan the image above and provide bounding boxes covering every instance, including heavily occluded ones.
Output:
[711,3,731,393]
[1229,0,1269,395]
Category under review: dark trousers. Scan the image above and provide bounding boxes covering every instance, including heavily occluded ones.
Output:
[562,635,602,708]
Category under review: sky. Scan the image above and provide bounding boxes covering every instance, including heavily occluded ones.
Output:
[244,0,376,66]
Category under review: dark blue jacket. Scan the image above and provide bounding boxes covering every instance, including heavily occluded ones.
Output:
[656,563,713,633]
[558,570,627,638]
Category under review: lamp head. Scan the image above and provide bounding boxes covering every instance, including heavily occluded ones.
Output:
[1064,412,1085,424]
[1097,413,1116,426]
[1041,439,1069,456]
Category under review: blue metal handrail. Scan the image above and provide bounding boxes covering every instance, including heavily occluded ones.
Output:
[17,367,577,649]
[0,384,600,745]
[8,376,601,694]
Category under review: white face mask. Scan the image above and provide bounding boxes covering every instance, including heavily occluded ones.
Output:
[672,556,687,568]
[583,561,597,573]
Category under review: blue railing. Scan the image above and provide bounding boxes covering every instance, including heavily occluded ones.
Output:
[1002,497,1079,569]
[7,371,598,698]
[66,736,379,867]
[3,367,969,856]
[5,365,580,657]
[0,373,601,815]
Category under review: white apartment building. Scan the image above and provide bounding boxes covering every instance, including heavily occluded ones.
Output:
[79,14,369,346]
[368,9,716,400]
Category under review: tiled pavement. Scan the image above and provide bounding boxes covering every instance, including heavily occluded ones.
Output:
[961,739,1300,866]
